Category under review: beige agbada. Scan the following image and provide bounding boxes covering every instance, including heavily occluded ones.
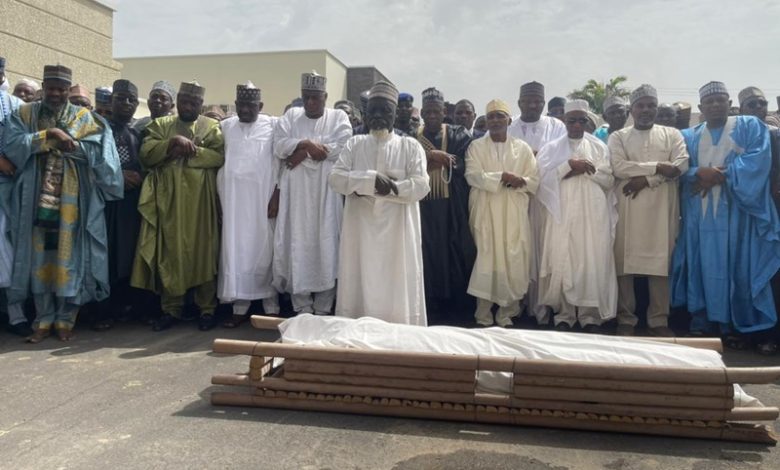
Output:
[609,125,689,276]
[465,124,539,307]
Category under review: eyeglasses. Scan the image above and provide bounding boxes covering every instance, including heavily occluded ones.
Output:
[566,118,590,125]
[746,99,768,109]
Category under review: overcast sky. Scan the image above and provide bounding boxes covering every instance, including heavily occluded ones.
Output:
[114,0,780,113]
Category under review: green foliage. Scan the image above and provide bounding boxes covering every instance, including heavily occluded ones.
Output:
[568,76,630,114]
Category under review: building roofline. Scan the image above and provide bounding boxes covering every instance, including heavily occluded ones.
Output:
[89,0,117,11]
[117,48,348,68]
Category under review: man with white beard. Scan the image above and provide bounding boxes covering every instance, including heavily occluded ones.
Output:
[329,81,430,325]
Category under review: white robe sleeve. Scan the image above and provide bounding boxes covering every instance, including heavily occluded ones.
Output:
[588,148,615,190]
[465,144,502,193]
[383,139,430,204]
[323,111,354,162]
[273,109,301,160]
[517,152,540,195]
[328,138,377,196]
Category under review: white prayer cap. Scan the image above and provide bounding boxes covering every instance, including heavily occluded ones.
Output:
[603,94,628,111]
[301,70,327,92]
[629,84,657,106]
[368,81,399,103]
[564,99,590,114]
[15,77,40,91]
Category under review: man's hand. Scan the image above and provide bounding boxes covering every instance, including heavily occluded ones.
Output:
[374,173,398,196]
[623,176,649,199]
[123,170,143,190]
[305,141,329,161]
[267,187,280,219]
[693,167,726,197]
[656,162,682,178]
[426,150,456,171]
[501,172,526,188]
[564,158,595,178]
[0,155,16,176]
[286,148,308,170]
[47,128,77,153]
[168,135,196,161]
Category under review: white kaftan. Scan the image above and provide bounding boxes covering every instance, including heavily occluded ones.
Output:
[328,132,430,326]
[609,125,689,276]
[217,115,278,302]
[465,135,539,306]
[508,115,567,154]
[272,107,352,294]
[536,134,618,320]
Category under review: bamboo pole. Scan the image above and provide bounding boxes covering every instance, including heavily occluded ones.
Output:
[282,371,475,393]
[513,385,733,409]
[212,339,481,370]
[212,374,251,387]
[255,377,475,403]
[633,337,723,352]
[213,339,780,384]
[210,391,777,444]
[513,375,733,397]
[250,315,285,330]
[283,359,476,383]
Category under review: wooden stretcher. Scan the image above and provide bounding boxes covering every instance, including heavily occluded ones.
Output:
[209,315,780,444]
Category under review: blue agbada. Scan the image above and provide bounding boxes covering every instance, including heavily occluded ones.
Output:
[671,115,780,333]
[0,102,123,306]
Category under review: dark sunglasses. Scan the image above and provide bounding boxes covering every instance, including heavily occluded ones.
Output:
[566,118,590,125]
[746,99,768,109]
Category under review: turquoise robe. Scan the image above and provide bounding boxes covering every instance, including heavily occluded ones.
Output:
[671,115,780,333]
[1,102,123,306]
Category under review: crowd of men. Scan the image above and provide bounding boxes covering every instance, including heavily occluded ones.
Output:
[1,55,780,356]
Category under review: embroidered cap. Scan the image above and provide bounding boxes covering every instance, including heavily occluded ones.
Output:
[699,81,729,100]
[629,84,657,106]
[43,65,72,84]
[301,71,326,92]
[368,81,399,104]
[112,79,138,98]
[179,80,205,99]
[151,80,176,101]
[485,99,511,117]
[236,80,261,102]
[95,86,113,105]
[738,86,765,105]
[421,87,445,105]
[520,81,545,99]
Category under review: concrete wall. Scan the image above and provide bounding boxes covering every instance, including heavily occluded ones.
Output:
[0,0,121,100]
[346,67,391,111]
[118,50,351,117]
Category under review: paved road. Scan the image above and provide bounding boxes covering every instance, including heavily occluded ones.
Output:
[1,322,778,470]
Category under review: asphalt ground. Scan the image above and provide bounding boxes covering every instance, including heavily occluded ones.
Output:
[1,318,779,470]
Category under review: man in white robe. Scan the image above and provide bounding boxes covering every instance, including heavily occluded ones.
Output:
[465,99,539,327]
[536,99,618,332]
[273,72,352,315]
[507,81,568,326]
[329,81,430,325]
[218,81,280,326]
[609,84,689,337]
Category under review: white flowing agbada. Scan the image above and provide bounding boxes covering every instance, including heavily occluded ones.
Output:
[217,115,278,302]
[508,115,567,154]
[465,135,539,306]
[609,125,689,276]
[536,133,618,319]
[272,107,352,294]
[328,132,430,325]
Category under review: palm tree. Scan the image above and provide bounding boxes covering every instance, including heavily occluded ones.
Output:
[568,76,630,114]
